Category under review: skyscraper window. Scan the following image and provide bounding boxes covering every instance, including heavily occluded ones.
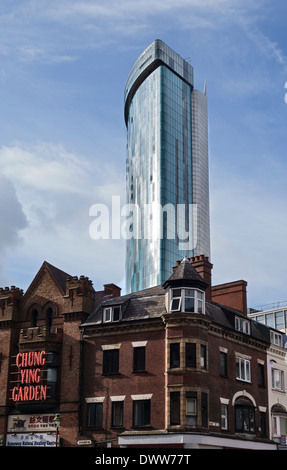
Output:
[124,40,210,293]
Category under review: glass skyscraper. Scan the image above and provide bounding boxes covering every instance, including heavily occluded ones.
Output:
[124,40,210,293]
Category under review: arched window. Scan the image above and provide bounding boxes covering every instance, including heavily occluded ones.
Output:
[235,397,255,433]
[271,404,287,438]
[46,307,53,332]
[32,309,38,327]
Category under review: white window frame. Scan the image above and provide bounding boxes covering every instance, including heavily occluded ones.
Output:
[170,288,205,314]
[235,316,250,335]
[170,289,182,312]
[273,415,287,438]
[221,404,228,430]
[236,356,251,382]
[186,397,197,416]
[272,368,284,391]
[186,397,197,426]
[103,306,121,323]
[270,330,283,347]
[273,416,280,437]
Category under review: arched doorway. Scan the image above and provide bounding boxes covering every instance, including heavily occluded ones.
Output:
[235,396,256,433]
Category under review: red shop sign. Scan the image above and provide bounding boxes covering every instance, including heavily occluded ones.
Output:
[12,351,47,402]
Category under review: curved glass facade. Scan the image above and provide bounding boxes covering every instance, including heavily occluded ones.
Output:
[125,41,210,293]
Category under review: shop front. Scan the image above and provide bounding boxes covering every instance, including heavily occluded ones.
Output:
[6,413,60,447]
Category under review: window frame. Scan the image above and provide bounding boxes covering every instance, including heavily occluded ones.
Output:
[258,363,265,387]
[32,309,38,327]
[103,349,119,375]
[87,402,103,429]
[133,399,151,427]
[170,289,182,312]
[186,397,197,416]
[235,316,250,335]
[200,344,207,370]
[186,343,196,368]
[103,306,121,323]
[133,346,146,372]
[221,404,228,430]
[236,356,251,383]
[170,391,181,426]
[185,394,197,426]
[220,351,227,377]
[273,415,287,438]
[111,401,124,428]
[271,368,284,391]
[170,343,180,369]
[235,403,255,433]
[170,288,205,314]
[270,330,283,347]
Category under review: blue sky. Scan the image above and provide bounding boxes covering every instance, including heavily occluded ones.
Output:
[0,0,287,308]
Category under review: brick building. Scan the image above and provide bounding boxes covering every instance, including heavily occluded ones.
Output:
[0,256,280,448]
[0,261,119,447]
[80,256,277,449]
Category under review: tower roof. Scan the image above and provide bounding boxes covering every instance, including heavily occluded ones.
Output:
[162,256,209,291]
[124,39,194,125]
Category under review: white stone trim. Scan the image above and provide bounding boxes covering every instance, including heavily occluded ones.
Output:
[101,344,121,350]
[132,341,147,347]
[131,394,153,400]
[220,398,230,405]
[85,396,105,403]
[231,390,256,407]
[110,395,126,402]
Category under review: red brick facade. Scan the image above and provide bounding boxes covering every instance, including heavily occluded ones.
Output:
[80,306,271,448]
[0,258,277,449]
[0,262,101,447]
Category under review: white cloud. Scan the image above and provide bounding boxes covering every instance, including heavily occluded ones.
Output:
[18,45,77,64]
[0,174,27,248]
[0,174,28,284]
[0,142,126,289]
[238,17,287,72]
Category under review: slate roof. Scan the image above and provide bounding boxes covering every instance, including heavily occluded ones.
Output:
[163,256,208,290]
[83,287,270,344]
[44,261,71,293]
[82,258,271,345]
[83,285,166,325]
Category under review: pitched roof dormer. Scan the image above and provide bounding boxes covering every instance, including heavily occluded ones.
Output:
[162,256,209,292]
[162,256,209,315]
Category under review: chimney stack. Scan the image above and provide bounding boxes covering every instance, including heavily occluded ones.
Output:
[189,255,213,300]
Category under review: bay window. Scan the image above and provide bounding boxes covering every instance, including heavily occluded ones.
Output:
[170,288,205,314]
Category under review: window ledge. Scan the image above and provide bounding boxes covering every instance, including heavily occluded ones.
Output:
[102,372,121,377]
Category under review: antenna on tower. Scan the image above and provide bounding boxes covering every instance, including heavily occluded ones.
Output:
[203,80,207,96]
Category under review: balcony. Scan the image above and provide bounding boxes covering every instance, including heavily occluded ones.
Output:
[19,326,63,345]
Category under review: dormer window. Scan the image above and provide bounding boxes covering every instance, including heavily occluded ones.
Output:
[271,330,283,347]
[103,306,121,323]
[235,316,250,335]
[170,288,205,314]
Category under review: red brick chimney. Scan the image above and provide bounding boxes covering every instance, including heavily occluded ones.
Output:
[189,255,213,300]
[173,255,247,314]
[95,283,121,307]
[103,283,121,298]
[211,280,247,315]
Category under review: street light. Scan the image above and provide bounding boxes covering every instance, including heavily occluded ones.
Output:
[53,413,61,447]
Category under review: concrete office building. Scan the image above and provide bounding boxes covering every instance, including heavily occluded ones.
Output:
[124,40,210,293]
[248,303,287,334]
